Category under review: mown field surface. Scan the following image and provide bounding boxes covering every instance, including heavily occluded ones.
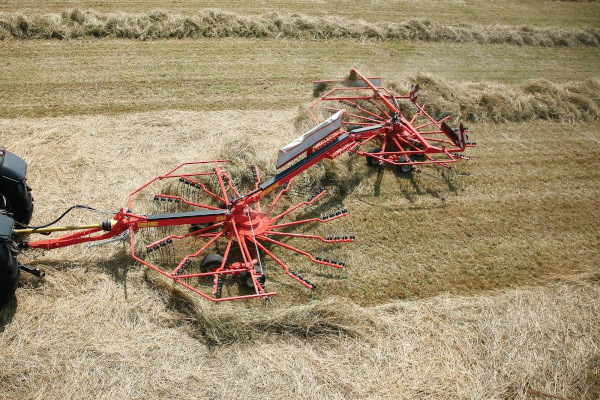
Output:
[0,0,599,399]
[1,40,598,118]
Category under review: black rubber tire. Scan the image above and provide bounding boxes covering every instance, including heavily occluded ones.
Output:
[397,156,414,174]
[200,253,224,273]
[0,241,19,306]
[365,147,381,167]
[409,143,426,161]
[239,271,266,288]
[0,180,33,226]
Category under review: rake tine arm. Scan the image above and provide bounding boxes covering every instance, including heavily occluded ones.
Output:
[390,134,423,152]
[389,137,420,171]
[146,222,224,250]
[349,69,397,113]
[338,109,383,124]
[266,181,292,217]
[269,186,324,222]
[176,267,245,280]
[414,130,445,135]
[213,165,231,207]
[224,172,241,198]
[269,211,346,230]
[251,165,261,189]
[263,231,354,243]
[248,270,269,296]
[247,166,264,213]
[414,117,444,131]
[153,194,220,210]
[172,229,227,275]
[212,236,233,295]
[173,278,276,302]
[180,176,225,203]
[442,148,460,164]
[188,232,222,247]
[411,101,448,132]
[409,104,426,125]
[367,99,391,119]
[415,113,451,130]
[421,137,456,146]
[257,235,344,269]
[339,100,387,122]
[230,219,253,265]
[252,239,314,289]
[381,132,388,153]
[324,107,344,116]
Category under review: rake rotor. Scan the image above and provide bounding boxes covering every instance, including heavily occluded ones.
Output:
[309,69,475,173]
[129,161,353,301]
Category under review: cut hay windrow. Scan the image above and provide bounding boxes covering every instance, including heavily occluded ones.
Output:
[0,8,598,46]
[306,74,600,126]
[387,75,600,123]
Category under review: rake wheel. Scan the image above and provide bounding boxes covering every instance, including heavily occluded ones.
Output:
[128,161,353,302]
[308,69,475,172]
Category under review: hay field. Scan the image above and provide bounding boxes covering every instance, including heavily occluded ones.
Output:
[1,1,599,399]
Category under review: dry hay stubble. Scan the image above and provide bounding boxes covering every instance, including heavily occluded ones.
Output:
[1,265,598,399]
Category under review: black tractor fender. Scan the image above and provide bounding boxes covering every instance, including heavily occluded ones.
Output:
[0,147,27,184]
[0,147,34,225]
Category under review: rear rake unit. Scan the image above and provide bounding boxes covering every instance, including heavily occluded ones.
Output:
[310,69,475,173]
[0,69,474,304]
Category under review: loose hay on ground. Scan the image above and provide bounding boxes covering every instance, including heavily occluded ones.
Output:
[1,269,598,399]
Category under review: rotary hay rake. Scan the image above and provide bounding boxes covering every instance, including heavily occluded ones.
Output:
[309,69,476,172]
[0,69,474,304]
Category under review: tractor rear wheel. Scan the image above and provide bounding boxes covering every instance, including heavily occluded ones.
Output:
[0,251,19,306]
[1,149,34,226]
[0,215,19,305]
[0,182,33,226]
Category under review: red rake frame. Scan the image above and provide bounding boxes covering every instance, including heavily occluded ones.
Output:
[309,69,475,172]
[24,131,361,301]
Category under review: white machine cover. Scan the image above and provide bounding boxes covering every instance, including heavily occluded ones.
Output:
[276,110,344,169]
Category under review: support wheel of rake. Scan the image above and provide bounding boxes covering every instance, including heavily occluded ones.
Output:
[396,156,414,175]
[408,143,426,161]
[200,253,224,273]
[239,271,266,289]
[366,147,382,167]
